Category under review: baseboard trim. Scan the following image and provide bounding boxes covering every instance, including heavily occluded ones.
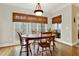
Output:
[0,43,19,47]
[0,40,78,47]
[55,39,73,46]
[72,42,78,46]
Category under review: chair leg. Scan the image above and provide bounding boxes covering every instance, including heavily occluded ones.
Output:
[46,48,48,55]
[29,45,32,55]
[53,40,56,50]
[53,43,56,50]
[37,45,39,54]
[49,47,52,56]
[19,46,22,56]
[42,48,44,56]
[33,40,36,51]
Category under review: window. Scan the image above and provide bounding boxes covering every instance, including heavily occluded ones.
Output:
[15,22,47,41]
[52,24,61,30]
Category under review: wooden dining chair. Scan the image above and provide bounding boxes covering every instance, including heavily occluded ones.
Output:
[17,32,32,56]
[37,32,53,56]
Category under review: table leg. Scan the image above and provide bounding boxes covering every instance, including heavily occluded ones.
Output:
[52,37,54,50]
[26,39,29,56]
[53,38,55,50]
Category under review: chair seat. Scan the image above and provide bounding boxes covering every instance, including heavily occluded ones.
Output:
[38,42,50,47]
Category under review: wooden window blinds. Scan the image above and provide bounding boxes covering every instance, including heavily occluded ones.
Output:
[52,15,62,24]
[13,12,48,24]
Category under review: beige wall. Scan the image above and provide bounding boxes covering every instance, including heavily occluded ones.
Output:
[51,4,73,45]
[0,4,34,44]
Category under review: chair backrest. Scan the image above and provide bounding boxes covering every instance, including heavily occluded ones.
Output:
[41,32,52,37]
[52,30,57,34]
[17,32,22,45]
[40,32,52,43]
[32,29,37,34]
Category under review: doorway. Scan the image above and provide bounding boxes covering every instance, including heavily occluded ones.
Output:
[77,17,79,44]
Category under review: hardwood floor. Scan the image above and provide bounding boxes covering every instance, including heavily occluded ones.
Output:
[0,42,79,56]
[0,46,15,56]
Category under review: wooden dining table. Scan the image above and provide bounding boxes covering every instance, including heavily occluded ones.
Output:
[21,34,55,56]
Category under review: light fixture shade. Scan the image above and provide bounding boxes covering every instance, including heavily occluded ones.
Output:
[34,3,43,16]
[34,11,43,16]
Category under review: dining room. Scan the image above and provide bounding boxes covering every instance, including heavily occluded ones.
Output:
[0,3,79,56]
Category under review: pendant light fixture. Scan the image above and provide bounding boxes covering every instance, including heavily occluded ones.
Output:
[34,3,43,16]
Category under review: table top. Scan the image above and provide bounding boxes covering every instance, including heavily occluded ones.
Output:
[22,33,41,38]
[21,33,56,39]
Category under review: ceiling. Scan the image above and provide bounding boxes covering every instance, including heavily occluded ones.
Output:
[4,3,78,16]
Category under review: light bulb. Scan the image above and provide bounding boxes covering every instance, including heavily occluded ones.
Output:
[35,11,42,16]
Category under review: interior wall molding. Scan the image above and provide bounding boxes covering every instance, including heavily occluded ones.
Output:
[0,43,19,48]
[55,39,74,46]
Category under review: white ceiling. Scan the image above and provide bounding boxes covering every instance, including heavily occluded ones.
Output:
[4,3,77,16]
